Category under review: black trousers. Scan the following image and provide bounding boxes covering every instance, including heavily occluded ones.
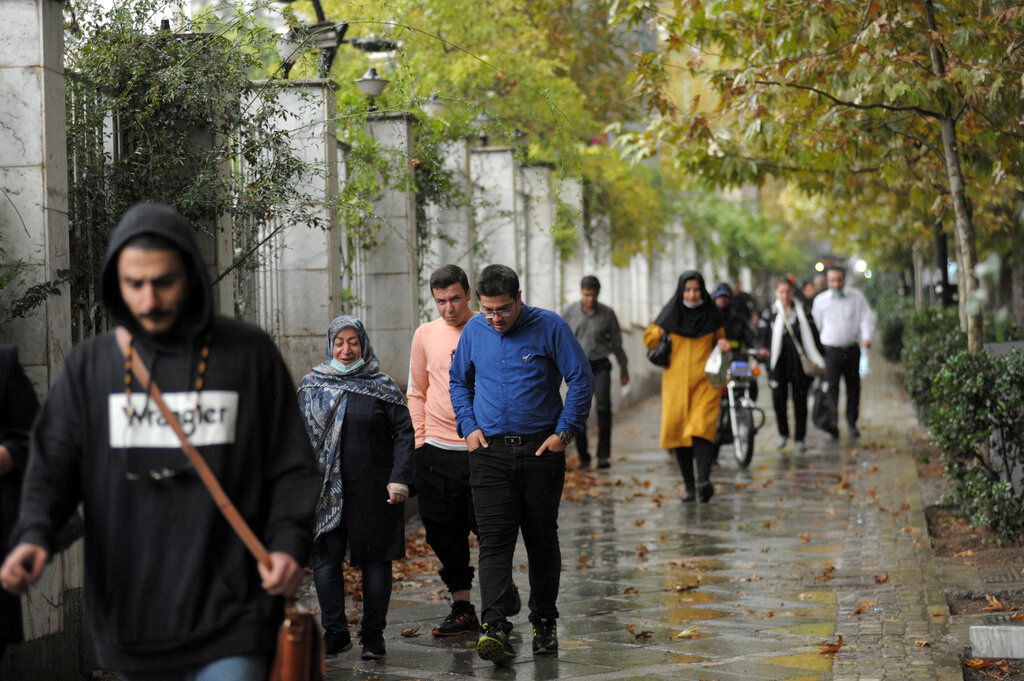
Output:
[824,345,861,428]
[576,358,612,464]
[414,444,476,593]
[771,371,811,441]
[469,434,565,626]
[674,437,714,488]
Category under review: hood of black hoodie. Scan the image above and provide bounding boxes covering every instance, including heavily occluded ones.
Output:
[101,202,213,343]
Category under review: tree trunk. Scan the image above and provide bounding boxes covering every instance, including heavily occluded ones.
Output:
[923,0,983,351]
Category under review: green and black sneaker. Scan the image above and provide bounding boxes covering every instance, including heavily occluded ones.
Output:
[531,618,558,655]
[477,621,515,666]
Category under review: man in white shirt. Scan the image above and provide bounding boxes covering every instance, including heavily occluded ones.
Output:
[811,266,876,439]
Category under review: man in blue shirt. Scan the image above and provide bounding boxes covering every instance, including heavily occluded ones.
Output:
[449,264,593,666]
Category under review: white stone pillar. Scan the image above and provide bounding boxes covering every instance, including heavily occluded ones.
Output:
[0,0,71,389]
[470,146,520,275]
[362,113,419,388]
[256,80,341,381]
[520,163,557,311]
[422,138,474,306]
[0,0,77,652]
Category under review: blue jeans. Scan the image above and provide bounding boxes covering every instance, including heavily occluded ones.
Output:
[119,655,265,681]
[311,524,392,636]
[469,435,565,626]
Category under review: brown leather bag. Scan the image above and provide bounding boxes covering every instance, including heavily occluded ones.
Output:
[115,327,324,681]
[269,602,325,681]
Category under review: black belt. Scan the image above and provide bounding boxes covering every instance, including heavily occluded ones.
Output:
[491,430,553,446]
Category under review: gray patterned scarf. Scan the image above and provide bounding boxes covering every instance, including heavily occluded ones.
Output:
[298,316,406,539]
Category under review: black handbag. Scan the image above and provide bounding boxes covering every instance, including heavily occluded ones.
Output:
[646,333,672,367]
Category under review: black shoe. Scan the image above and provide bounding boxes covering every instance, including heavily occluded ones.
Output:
[432,601,480,637]
[577,453,591,469]
[699,482,714,503]
[360,632,386,660]
[596,459,611,469]
[324,629,352,656]
[532,618,558,655]
[849,426,861,439]
[681,485,696,502]
[825,426,840,441]
[477,621,515,666]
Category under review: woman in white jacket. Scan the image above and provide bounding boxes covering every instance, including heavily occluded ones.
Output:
[757,278,825,453]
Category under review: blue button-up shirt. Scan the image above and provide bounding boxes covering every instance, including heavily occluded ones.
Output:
[449,304,594,438]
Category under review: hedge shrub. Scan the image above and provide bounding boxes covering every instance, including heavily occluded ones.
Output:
[899,306,965,421]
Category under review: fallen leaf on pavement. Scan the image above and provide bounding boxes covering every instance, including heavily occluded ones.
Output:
[675,625,698,639]
[874,573,889,584]
[818,635,843,655]
[965,658,992,669]
[635,544,649,557]
[401,627,421,637]
[739,574,763,582]
[623,586,638,595]
[800,533,811,543]
[672,583,698,592]
[914,640,929,647]
[852,600,876,614]
[635,519,646,527]
[953,549,974,558]
[983,594,1007,611]
[1011,611,1024,621]
[821,565,836,581]
[626,624,652,641]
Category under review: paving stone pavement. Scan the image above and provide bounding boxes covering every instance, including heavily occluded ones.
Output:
[305,354,965,680]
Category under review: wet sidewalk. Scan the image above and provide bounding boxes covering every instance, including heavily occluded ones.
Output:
[313,355,964,681]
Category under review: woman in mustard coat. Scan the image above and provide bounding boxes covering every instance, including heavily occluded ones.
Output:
[644,272,731,502]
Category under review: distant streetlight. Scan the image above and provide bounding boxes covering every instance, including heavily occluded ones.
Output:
[474,112,494,146]
[274,1,397,79]
[422,94,446,118]
[355,68,389,109]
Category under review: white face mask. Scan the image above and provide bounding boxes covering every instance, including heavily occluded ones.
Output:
[330,357,365,374]
[682,300,702,309]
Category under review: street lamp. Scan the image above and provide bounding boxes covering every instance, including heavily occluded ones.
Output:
[355,68,389,109]
[274,1,397,78]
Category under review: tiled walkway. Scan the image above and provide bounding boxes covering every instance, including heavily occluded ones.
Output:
[311,356,964,680]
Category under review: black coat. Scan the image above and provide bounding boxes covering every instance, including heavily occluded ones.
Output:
[0,345,39,643]
[758,306,823,386]
[339,393,414,565]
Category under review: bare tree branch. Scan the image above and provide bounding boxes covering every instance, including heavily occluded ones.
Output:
[753,79,943,119]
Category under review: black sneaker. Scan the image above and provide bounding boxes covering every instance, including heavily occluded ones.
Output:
[476,621,514,665]
[360,631,386,660]
[596,459,611,469]
[531,618,558,655]
[324,629,352,656]
[432,602,480,637]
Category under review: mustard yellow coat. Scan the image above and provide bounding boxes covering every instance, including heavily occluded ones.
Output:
[644,324,726,449]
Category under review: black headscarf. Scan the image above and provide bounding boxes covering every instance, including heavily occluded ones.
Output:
[654,271,724,338]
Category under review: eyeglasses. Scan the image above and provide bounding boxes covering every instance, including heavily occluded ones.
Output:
[481,304,515,319]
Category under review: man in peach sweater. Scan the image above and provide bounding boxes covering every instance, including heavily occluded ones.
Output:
[408,265,519,637]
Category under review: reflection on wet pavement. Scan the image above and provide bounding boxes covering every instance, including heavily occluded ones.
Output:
[315,361,962,680]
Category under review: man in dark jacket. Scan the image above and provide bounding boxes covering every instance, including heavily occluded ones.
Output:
[0,203,319,680]
[0,346,39,661]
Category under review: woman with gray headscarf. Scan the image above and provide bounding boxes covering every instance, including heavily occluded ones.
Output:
[298,316,414,661]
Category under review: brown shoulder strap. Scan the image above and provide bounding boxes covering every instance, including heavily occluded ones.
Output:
[115,327,272,569]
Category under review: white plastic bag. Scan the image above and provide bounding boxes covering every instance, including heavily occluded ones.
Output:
[704,347,728,387]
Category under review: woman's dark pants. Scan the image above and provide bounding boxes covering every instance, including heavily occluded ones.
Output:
[312,525,392,637]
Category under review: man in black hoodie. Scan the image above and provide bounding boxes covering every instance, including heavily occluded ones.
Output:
[0,203,319,680]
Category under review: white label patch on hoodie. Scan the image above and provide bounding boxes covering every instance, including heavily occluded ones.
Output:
[108,391,239,447]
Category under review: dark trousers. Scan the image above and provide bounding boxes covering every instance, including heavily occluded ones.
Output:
[674,437,714,489]
[576,358,613,464]
[414,444,476,593]
[824,345,861,428]
[772,376,810,441]
[311,525,392,637]
[469,435,565,626]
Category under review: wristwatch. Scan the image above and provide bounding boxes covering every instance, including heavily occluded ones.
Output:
[556,430,574,446]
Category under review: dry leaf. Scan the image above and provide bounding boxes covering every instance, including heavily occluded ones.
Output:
[400,627,421,637]
[953,549,974,558]
[623,586,638,595]
[914,640,930,647]
[982,594,1007,611]
[672,583,698,592]
[818,635,843,655]
[821,565,836,581]
[874,573,889,584]
[800,533,811,543]
[1011,611,1024,621]
[625,624,653,641]
[739,574,763,582]
[635,544,649,557]
[761,546,771,553]
[675,625,698,639]
[852,600,876,615]
[635,519,646,527]
[965,658,993,670]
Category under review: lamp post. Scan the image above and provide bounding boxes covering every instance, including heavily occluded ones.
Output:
[273,1,396,79]
[355,68,389,110]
